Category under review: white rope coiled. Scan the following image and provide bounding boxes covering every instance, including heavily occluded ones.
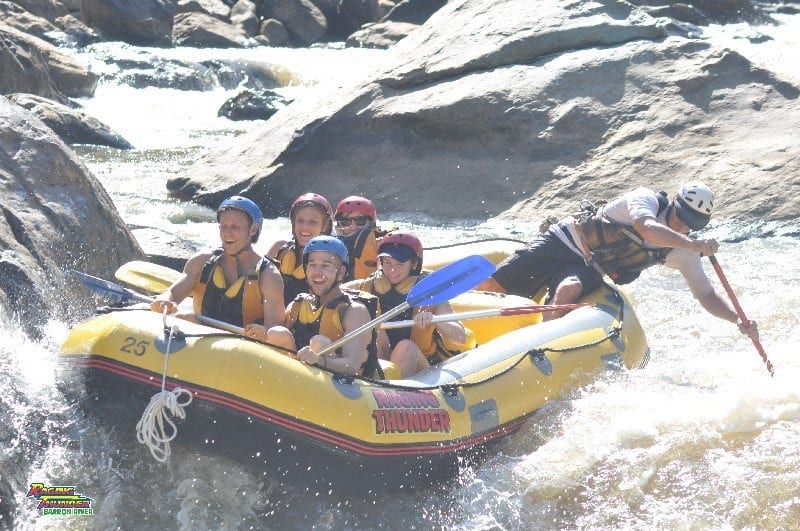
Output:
[135,316,193,463]
[135,386,193,462]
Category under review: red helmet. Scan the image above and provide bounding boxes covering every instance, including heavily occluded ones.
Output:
[335,196,377,221]
[378,231,423,274]
[290,193,334,235]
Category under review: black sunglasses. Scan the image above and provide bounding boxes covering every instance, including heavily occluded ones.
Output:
[336,215,371,228]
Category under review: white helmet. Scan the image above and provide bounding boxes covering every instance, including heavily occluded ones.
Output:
[675,181,714,230]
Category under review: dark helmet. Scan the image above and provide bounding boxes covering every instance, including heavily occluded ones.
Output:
[217,196,263,242]
[377,231,424,274]
[290,193,334,235]
[335,196,377,221]
[302,235,349,267]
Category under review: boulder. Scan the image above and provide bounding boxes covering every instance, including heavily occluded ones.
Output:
[0,97,142,336]
[11,0,69,22]
[0,22,97,101]
[175,0,232,20]
[0,1,59,42]
[331,0,382,37]
[230,0,260,36]
[7,93,134,149]
[2,0,99,45]
[258,18,290,46]
[218,89,292,121]
[173,11,256,48]
[345,20,417,48]
[80,0,175,46]
[380,0,447,24]
[168,0,800,225]
[263,0,327,46]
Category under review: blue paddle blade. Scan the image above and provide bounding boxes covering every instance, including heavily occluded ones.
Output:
[70,270,144,303]
[407,255,495,307]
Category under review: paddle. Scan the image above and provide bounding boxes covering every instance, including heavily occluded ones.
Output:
[707,256,774,377]
[70,270,242,334]
[315,255,496,357]
[115,260,181,293]
[380,302,594,329]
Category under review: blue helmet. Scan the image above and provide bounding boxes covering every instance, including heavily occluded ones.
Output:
[217,196,263,242]
[302,235,349,266]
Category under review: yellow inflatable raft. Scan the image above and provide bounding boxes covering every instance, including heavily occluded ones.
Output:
[59,282,647,484]
[423,238,524,270]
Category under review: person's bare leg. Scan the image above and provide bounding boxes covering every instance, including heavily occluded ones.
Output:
[475,277,507,293]
[545,278,582,321]
[390,340,429,378]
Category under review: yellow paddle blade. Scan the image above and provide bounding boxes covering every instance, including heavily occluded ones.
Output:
[114,260,181,293]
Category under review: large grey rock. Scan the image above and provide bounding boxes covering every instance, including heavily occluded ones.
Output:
[175,0,232,20]
[0,96,142,335]
[258,18,289,46]
[0,23,62,101]
[80,0,175,46]
[264,0,327,46]
[7,93,133,149]
[345,20,417,48]
[230,0,259,36]
[0,22,97,100]
[173,12,255,48]
[168,0,800,225]
[217,89,292,121]
[381,0,447,24]
[0,1,59,42]
[11,0,69,22]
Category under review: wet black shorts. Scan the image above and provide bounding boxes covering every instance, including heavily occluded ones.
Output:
[492,231,602,299]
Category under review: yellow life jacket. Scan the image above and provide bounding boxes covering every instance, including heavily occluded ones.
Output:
[355,271,476,363]
[275,240,309,305]
[337,227,379,280]
[193,249,267,328]
[288,289,382,377]
[576,192,671,285]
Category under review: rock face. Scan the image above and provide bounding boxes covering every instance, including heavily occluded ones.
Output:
[0,22,97,101]
[345,20,418,49]
[0,97,142,335]
[168,0,800,224]
[218,89,293,121]
[7,93,134,149]
[173,11,255,48]
[80,0,175,46]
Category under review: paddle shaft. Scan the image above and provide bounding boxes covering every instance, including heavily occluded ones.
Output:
[708,256,774,376]
[72,270,244,334]
[379,302,593,329]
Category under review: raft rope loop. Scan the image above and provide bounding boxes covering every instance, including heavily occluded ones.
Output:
[135,308,193,463]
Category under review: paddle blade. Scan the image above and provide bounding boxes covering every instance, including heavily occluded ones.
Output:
[71,270,149,304]
[407,255,495,307]
[115,260,181,293]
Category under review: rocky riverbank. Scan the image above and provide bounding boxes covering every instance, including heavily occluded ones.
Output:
[169,0,800,223]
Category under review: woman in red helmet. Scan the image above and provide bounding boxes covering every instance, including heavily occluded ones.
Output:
[267,193,335,305]
[344,230,475,378]
[334,195,384,281]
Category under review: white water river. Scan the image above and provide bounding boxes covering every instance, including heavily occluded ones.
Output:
[3,13,799,530]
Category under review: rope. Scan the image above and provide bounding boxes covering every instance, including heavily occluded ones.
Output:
[425,236,527,250]
[134,312,193,463]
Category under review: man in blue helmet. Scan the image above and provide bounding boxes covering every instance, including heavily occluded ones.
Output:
[151,196,285,336]
[260,235,382,377]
